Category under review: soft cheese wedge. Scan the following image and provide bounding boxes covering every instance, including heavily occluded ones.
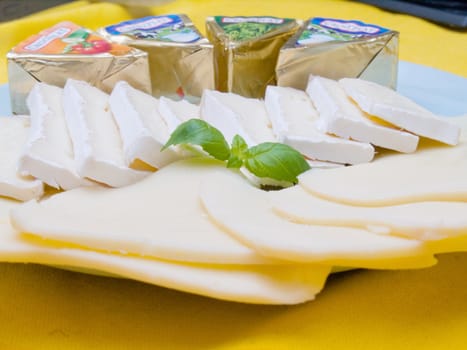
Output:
[63,79,150,187]
[109,81,180,169]
[298,116,467,206]
[271,185,467,240]
[265,86,374,164]
[200,90,276,146]
[18,83,91,190]
[0,198,330,305]
[340,78,461,145]
[0,116,43,201]
[158,96,200,134]
[306,76,419,153]
[11,158,281,265]
[200,171,436,269]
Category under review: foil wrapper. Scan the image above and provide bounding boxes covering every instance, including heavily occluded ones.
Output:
[206,16,302,98]
[7,21,151,115]
[276,18,399,91]
[99,14,214,101]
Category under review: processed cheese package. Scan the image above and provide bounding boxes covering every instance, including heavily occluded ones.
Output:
[99,15,214,101]
[276,17,399,91]
[206,16,302,98]
[7,21,151,115]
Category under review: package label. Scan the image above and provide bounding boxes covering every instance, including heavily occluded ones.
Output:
[214,16,293,41]
[297,18,390,46]
[105,15,201,43]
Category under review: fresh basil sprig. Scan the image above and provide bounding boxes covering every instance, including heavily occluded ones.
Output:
[162,119,310,184]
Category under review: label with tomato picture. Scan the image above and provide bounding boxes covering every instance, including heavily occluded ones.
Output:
[13,21,131,55]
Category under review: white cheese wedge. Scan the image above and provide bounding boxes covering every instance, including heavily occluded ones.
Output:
[306,76,419,153]
[0,116,43,201]
[200,90,276,146]
[0,198,330,305]
[158,96,200,133]
[63,79,150,187]
[109,81,179,169]
[265,85,374,164]
[18,83,91,190]
[199,171,436,269]
[271,185,467,241]
[298,116,467,205]
[340,78,461,145]
[10,158,281,265]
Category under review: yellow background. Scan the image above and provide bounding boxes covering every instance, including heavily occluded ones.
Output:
[1,1,467,348]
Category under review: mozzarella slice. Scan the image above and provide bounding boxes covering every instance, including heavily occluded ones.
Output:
[298,116,467,205]
[306,76,419,153]
[271,185,467,241]
[158,96,200,133]
[0,116,43,201]
[340,78,461,145]
[199,171,436,269]
[11,158,280,265]
[265,85,374,164]
[0,198,330,305]
[63,79,150,187]
[200,90,276,146]
[109,81,180,169]
[18,83,91,190]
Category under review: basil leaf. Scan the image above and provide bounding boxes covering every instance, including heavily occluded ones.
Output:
[227,135,249,169]
[243,142,310,184]
[162,119,231,161]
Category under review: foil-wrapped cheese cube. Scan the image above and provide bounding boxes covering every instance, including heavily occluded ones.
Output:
[7,21,151,115]
[276,17,399,91]
[99,15,214,102]
[206,16,302,98]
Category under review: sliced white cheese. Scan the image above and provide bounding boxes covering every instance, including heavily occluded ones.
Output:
[200,90,276,146]
[265,85,374,164]
[306,76,419,153]
[199,171,436,269]
[158,96,200,134]
[271,185,467,241]
[10,158,280,265]
[340,78,461,145]
[109,81,179,169]
[0,116,43,201]
[298,116,467,205]
[0,198,330,305]
[18,83,91,190]
[63,79,150,187]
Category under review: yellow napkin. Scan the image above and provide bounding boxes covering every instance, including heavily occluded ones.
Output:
[1,1,466,349]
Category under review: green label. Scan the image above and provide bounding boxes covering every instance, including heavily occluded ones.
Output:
[214,16,293,41]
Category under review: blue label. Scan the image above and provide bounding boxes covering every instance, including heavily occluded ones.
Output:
[105,15,200,43]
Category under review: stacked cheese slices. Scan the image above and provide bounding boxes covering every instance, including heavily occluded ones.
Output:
[0,76,465,304]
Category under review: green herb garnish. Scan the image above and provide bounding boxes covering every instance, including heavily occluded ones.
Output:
[162,119,310,184]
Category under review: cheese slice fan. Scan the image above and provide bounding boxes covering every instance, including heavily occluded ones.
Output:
[11,158,280,265]
[271,185,467,241]
[199,171,436,269]
[0,198,330,305]
[298,116,467,206]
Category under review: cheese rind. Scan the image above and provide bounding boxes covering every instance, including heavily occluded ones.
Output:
[0,197,330,305]
[199,171,436,269]
[200,90,276,146]
[63,79,150,187]
[158,96,200,134]
[0,116,43,201]
[18,83,91,190]
[340,78,461,145]
[265,85,374,164]
[109,81,179,169]
[10,158,280,265]
[306,76,419,153]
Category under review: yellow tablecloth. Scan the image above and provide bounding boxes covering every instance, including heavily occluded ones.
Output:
[1,1,467,349]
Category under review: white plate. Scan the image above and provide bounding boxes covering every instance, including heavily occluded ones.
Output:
[1,61,466,116]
